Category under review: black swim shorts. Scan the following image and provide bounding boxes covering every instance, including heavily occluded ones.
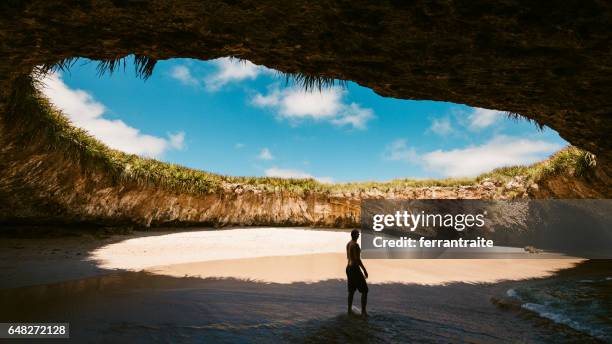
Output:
[346,264,368,293]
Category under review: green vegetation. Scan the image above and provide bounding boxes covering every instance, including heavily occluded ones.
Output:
[477,146,596,184]
[7,74,596,196]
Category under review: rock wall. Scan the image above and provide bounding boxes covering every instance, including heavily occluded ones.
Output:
[0,138,502,228]
[529,168,611,199]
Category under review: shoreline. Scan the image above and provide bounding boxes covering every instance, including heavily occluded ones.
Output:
[0,227,605,343]
[0,227,583,289]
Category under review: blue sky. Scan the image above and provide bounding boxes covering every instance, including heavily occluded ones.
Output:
[40,57,567,182]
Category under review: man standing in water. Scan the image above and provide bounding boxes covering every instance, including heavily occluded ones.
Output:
[346,229,368,317]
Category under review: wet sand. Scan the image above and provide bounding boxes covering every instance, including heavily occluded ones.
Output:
[0,227,602,343]
[1,264,605,343]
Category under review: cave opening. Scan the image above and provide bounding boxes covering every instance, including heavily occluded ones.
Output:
[0,55,606,229]
[35,56,568,184]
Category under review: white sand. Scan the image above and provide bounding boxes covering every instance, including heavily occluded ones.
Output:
[90,227,583,285]
[90,227,348,269]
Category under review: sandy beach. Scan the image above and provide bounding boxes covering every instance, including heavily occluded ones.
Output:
[90,227,582,285]
[1,227,606,343]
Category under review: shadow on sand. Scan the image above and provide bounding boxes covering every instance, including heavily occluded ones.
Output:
[0,260,609,343]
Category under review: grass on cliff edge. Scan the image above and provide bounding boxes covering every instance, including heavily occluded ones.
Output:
[477,146,596,184]
[9,75,596,195]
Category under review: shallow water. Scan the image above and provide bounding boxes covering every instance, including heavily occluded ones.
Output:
[0,264,609,343]
[505,260,612,342]
[0,228,609,343]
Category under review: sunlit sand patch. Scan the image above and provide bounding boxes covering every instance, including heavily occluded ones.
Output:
[90,228,349,269]
[91,228,583,285]
[149,254,582,285]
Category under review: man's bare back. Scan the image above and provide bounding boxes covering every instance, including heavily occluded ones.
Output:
[346,240,361,266]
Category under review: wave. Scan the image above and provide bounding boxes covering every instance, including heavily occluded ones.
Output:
[521,302,608,341]
[505,275,611,342]
[505,288,519,299]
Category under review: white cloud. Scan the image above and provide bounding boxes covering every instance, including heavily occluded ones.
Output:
[168,132,185,150]
[169,65,198,86]
[257,148,274,160]
[274,87,343,118]
[265,167,333,183]
[205,58,262,91]
[468,108,504,130]
[430,117,453,135]
[169,58,269,91]
[252,86,374,129]
[421,136,562,177]
[252,88,282,107]
[330,103,374,129]
[235,143,245,149]
[382,139,418,162]
[40,72,185,158]
[383,136,562,178]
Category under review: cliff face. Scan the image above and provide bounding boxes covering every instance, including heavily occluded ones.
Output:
[1,147,607,228]
[0,129,499,228]
[529,169,611,199]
